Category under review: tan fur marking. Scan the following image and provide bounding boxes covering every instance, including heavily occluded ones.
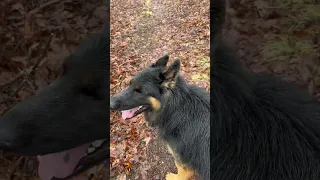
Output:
[163,82,170,88]
[168,81,175,88]
[148,96,161,111]
[135,83,141,90]
[163,81,175,89]
[165,144,195,180]
[166,161,195,180]
[166,144,174,156]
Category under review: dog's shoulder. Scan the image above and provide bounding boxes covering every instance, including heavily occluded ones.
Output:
[188,85,210,102]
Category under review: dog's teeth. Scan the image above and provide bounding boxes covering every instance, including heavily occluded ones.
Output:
[91,139,105,148]
[85,139,106,155]
[87,147,96,154]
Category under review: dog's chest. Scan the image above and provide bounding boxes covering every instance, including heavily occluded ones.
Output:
[143,111,159,127]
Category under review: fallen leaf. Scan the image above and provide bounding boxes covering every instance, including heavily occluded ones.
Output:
[143,137,152,146]
[121,41,127,47]
[191,74,209,80]
[123,162,131,171]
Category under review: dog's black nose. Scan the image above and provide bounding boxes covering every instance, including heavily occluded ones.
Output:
[110,99,118,109]
[0,140,13,150]
[0,126,16,150]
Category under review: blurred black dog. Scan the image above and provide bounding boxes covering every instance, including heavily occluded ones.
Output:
[0,25,110,180]
[211,0,320,179]
[211,35,320,180]
[110,56,210,180]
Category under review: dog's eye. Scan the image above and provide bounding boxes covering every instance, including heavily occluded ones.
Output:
[134,84,142,93]
[135,88,142,93]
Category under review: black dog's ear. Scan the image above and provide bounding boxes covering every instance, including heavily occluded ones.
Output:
[159,72,165,81]
[152,55,169,68]
[163,59,180,81]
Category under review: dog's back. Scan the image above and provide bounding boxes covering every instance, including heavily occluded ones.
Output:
[211,38,320,180]
[146,76,210,179]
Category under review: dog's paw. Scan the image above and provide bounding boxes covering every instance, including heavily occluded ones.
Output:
[165,173,179,180]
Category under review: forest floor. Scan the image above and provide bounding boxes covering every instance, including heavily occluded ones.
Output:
[0,0,319,179]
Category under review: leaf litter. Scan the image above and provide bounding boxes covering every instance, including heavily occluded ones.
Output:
[0,0,107,179]
[110,0,209,179]
[224,0,320,98]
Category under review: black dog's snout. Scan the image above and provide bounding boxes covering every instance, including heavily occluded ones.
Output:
[110,98,118,109]
[0,140,14,150]
[0,125,18,150]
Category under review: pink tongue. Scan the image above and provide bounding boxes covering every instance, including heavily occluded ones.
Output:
[37,143,90,180]
[121,107,140,120]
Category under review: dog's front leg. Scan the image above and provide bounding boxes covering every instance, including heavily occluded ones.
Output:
[165,161,195,180]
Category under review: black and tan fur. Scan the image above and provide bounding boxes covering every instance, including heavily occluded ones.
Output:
[110,56,210,180]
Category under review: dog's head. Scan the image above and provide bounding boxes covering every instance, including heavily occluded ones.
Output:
[110,55,181,120]
[0,26,109,179]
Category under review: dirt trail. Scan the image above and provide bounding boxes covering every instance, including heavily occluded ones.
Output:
[110,0,209,179]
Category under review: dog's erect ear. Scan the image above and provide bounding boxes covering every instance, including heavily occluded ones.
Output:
[163,59,180,81]
[159,72,165,81]
[152,55,169,68]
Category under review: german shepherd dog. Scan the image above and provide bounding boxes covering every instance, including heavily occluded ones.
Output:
[0,25,110,180]
[110,56,210,180]
[212,36,320,180]
[211,0,320,179]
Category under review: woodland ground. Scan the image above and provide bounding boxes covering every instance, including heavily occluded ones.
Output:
[0,0,319,180]
[0,0,107,179]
